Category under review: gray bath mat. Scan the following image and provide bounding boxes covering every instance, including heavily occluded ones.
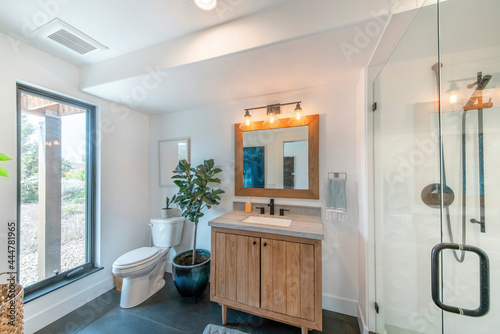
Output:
[203,324,249,334]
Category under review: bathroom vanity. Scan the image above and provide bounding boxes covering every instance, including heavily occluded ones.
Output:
[209,208,323,333]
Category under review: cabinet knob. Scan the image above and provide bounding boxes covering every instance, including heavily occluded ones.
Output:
[264,242,267,247]
[253,241,256,245]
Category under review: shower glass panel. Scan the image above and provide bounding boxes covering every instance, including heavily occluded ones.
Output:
[373,1,441,333]
[439,0,500,332]
[373,0,500,333]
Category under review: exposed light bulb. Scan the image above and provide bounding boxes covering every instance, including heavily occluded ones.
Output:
[239,109,254,130]
[269,113,275,123]
[194,0,217,11]
[446,82,459,105]
[263,107,280,128]
[295,111,301,120]
[294,102,303,121]
[288,102,306,126]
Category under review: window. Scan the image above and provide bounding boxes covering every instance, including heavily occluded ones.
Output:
[17,84,99,300]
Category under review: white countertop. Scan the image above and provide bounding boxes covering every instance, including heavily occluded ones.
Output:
[209,210,324,240]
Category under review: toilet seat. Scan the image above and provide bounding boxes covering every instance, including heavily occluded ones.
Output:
[113,247,161,270]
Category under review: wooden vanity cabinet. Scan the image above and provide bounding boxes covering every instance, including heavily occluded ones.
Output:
[210,227,322,333]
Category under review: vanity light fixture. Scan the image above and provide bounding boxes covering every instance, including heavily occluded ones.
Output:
[447,81,460,104]
[239,109,255,131]
[194,0,217,11]
[240,101,304,129]
[288,102,307,126]
[449,93,458,104]
[263,104,281,128]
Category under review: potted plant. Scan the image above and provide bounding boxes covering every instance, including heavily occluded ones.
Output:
[0,153,12,177]
[171,159,225,297]
[161,196,175,218]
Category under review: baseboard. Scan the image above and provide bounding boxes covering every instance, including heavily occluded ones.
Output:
[322,293,358,317]
[24,275,114,333]
[358,303,370,334]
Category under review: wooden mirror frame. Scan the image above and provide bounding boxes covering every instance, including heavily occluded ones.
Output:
[235,114,319,199]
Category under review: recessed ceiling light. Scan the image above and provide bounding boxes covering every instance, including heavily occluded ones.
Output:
[194,0,217,11]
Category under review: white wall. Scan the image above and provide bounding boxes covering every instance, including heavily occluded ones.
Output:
[0,33,150,333]
[149,84,361,316]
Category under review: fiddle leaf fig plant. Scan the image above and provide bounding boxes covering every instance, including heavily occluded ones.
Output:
[172,159,225,265]
[0,153,12,177]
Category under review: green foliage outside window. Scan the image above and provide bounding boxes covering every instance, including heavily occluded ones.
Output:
[0,153,12,177]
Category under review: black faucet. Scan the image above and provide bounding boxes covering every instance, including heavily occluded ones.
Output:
[268,199,275,215]
[279,209,290,216]
[255,207,265,214]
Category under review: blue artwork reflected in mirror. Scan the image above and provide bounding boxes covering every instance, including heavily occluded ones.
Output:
[243,146,265,188]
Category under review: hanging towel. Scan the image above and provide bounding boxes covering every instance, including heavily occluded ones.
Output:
[326,178,347,222]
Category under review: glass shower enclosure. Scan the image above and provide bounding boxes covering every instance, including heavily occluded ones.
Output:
[372,0,499,333]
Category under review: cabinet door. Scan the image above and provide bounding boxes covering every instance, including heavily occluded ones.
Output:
[214,232,260,307]
[261,238,315,321]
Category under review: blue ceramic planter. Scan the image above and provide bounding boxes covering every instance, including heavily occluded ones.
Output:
[172,249,211,297]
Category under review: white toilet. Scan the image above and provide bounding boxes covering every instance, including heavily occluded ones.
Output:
[112,217,185,308]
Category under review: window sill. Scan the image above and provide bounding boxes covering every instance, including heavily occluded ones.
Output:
[24,266,103,303]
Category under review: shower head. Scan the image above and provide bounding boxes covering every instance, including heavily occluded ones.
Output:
[467,72,492,90]
[463,71,494,111]
[478,75,492,90]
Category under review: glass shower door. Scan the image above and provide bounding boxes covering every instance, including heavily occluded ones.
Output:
[437,0,500,332]
[373,0,500,333]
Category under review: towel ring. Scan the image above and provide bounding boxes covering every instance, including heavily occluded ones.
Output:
[328,172,347,181]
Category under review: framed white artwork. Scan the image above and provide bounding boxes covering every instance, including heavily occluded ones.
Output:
[158,138,190,186]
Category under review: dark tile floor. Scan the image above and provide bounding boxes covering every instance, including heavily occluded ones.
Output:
[36,273,361,334]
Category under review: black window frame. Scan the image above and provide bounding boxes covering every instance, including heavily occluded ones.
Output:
[16,83,101,302]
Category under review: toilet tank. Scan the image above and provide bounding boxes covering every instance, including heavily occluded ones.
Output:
[150,217,185,248]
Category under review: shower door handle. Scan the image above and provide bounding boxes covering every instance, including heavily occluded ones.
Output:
[431,243,490,317]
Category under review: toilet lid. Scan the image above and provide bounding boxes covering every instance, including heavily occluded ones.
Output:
[114,247,161,268]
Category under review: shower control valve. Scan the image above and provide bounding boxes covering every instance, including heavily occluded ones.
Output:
[470,218,486,233]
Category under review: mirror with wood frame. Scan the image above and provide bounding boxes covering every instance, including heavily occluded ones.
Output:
[235,114,319,199]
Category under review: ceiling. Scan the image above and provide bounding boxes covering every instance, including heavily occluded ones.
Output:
[0,0,397,114]
[0,0,292,65]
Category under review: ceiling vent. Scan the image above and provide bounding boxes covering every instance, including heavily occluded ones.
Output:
[34,18,108,55]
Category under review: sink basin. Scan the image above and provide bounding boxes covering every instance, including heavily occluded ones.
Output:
[242,216,292,227]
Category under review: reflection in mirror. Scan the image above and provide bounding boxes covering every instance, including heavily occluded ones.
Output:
[243,146,265,188]
[243,126,308,189]
[283,140,308,189]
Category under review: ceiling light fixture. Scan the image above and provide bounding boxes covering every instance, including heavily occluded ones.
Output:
[239,101,305,129]
[194,0,217,11]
